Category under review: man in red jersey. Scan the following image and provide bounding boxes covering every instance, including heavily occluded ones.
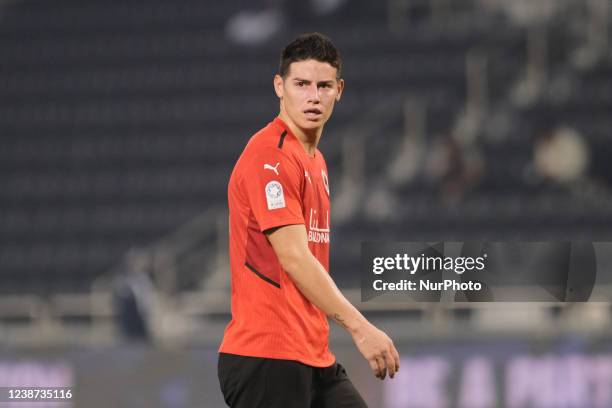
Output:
[218,32,400,408]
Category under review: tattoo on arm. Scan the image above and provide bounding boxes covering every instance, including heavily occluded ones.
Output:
[333,313,349,329]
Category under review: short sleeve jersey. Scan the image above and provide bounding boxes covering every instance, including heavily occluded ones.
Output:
[219,117,334,367]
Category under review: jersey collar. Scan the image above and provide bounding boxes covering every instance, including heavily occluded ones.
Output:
[273,117,317,159]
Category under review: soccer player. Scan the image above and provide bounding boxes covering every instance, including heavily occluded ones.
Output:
[218,32,400,408]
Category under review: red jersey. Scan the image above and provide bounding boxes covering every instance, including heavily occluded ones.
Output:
[219,117,334,367]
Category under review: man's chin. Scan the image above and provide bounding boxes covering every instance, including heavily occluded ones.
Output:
[300,118,324,129]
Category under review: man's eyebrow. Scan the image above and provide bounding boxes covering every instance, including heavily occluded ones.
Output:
[292,78,335,84]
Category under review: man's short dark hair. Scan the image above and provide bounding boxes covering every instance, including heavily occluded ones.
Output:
[279,32,342,79]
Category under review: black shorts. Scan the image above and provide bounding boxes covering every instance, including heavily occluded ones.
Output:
[218,352,368,408]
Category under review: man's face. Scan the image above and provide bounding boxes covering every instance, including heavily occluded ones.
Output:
[274,59,344,132]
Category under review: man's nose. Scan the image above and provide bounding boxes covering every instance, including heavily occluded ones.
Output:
[307,84,321,102]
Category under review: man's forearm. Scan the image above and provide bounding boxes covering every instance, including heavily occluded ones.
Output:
[282,251,366,333]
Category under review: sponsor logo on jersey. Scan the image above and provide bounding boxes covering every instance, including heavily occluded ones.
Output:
[308,208,330,243]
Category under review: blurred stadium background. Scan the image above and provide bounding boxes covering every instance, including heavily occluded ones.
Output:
[1,0,612,406]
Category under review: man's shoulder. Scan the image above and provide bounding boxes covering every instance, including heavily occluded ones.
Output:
[241,121,298,162]
[248,120,284,148]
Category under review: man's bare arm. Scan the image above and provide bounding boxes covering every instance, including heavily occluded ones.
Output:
[266,224,400,379]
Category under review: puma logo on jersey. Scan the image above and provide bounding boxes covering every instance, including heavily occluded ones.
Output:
[264,162,280,175]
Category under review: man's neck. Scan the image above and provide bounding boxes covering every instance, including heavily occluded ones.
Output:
[277,111,322,157]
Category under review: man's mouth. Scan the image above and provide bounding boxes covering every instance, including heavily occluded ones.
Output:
[304,108,322,119]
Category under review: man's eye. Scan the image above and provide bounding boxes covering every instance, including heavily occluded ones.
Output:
[297,82,305,87]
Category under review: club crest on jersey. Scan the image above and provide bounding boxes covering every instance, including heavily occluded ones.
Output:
[321,170,330,195]
[265,180,285,210]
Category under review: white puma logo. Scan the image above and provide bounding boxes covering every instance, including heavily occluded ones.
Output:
[264,162,280,175]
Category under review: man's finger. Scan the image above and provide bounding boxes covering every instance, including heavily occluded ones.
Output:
[383,351,396,378]
[376,356,387,380]
[373,357,383,378]
[392,345,400,373]
[368,359,379,378]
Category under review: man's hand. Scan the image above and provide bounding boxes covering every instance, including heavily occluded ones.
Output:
[350,321,400,380]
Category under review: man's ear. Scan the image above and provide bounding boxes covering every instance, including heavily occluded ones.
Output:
[336,78,345,102]
[274,74,284,98]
